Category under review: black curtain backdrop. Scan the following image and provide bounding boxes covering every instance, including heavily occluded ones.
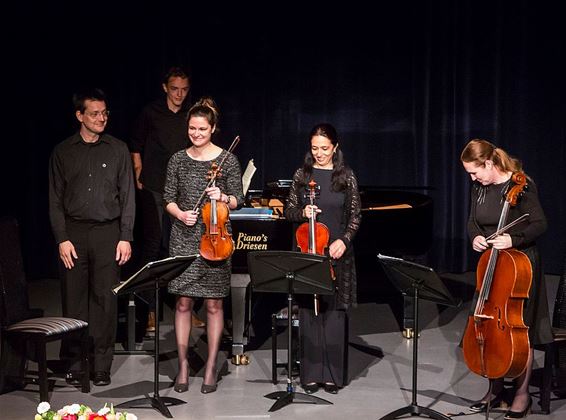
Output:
[3,1,565,281]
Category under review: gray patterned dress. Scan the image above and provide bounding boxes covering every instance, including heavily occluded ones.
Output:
[164,149,244,298]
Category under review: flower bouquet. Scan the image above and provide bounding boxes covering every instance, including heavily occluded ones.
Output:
[35,402,138,420]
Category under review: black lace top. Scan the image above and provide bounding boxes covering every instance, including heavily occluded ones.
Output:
[285,167,362,306]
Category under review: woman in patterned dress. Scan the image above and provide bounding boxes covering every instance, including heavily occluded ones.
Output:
[164,97,243,394]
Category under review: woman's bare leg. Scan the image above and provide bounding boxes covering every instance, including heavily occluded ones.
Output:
[175,296,194,384]
[509,348,534,412]
[203,298,223,385]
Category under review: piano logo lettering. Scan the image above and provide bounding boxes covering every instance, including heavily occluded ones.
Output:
[236,232,268,250]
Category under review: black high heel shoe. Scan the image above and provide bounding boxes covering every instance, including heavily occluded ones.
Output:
[201,369,219,394]
[504,396,532,419]
[200,382,217,394]
[302,382,319,394]
[469,392,508,412]
[174,377,189,393]
[323,382,339,394]
[174,362,189,393]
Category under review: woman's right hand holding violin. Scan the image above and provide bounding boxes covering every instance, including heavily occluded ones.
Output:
[303,205,322,219]
[178,209,199,226]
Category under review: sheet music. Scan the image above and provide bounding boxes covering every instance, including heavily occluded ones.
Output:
[242,159,257,195]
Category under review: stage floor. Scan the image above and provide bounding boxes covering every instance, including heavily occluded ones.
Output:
[1,273,565,419]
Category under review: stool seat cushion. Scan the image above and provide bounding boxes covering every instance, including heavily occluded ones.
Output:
[6,317,88,336]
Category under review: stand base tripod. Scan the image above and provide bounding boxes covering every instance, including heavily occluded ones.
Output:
[379,403,452,420]
[376,254,460,420]
[265,383,332,412]
[111,256,198,418]
[116,395,186,419]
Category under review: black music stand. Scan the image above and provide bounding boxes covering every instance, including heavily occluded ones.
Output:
[248,250,335,412]
[377,254,461,420]
[112,255,197,419]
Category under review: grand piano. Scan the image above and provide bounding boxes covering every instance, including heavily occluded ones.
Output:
[228,182,433,361]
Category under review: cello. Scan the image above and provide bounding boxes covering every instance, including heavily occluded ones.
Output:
[462,172,532,379]
[194,136,240,262]
[295,179,332,315]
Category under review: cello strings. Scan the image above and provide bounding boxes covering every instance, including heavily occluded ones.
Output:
[476,202,511,315]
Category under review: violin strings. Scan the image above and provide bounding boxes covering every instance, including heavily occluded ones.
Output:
[192,135,241,211]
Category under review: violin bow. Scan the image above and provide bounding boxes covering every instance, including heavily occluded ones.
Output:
[192,135,240,211]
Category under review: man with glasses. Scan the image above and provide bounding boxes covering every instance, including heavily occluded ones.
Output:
[48,88,135,387]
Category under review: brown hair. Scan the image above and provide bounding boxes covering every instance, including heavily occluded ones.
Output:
[187,96,219,129]
[460,139,522,173]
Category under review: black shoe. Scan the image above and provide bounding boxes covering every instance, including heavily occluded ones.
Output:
[323,382,339,394]
[65,371,81,386]
[93,371,111,386]
[302,382,319,394]
[504,397,532,419]
[200,382,217,394]
[201,368,219,394]
[469,392,507,412]
[174,376,189,393]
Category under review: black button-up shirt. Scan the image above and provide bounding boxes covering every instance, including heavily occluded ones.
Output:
[49,132,135,244]
[129,97,189,193]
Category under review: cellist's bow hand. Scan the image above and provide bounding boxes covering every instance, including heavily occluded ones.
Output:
[472,235,489,252]
[329,239,346,259]
[179,209,199,226]
[487,233,512,250]
[302,205,321,219]
[205,186,222,201]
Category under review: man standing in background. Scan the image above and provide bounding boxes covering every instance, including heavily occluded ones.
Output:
[130,67,205,331]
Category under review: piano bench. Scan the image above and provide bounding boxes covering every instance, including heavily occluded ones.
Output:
[271,309,300,384]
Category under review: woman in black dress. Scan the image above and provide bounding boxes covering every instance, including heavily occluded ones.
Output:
[164,97,243,394]
[285,123,361,395]
[461,139,552,419]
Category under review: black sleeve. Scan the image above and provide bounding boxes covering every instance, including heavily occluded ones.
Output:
[284,169,307,223]
[509,180,547,248]
[341,170,362,248]
[48,147,68,244]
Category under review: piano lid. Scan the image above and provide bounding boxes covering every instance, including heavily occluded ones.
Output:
[355,186,434,257]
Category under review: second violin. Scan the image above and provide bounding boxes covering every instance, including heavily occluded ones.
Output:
[295,179,332,315]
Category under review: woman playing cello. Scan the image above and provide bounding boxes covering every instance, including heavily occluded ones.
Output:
[461,139,552,419]
[285,123,361,395]
[164,97,243,394]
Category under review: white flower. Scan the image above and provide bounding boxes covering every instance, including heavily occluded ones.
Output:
[37,401,51,414]
[98,406,111,415]
[126,414,138,420]
[68,403,81,414]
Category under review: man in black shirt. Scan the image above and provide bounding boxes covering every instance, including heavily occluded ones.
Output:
[130,67,205,330]
[49,88,135,387]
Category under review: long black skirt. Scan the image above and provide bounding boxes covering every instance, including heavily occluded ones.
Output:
[299,294,349,387]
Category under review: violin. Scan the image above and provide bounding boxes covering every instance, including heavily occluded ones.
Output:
[295,179,331,315]
[199,162,234,261]
[194,136,240,262]
[462,172,532,379]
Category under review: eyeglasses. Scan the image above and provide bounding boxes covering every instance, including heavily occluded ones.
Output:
[84,110,110,119]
